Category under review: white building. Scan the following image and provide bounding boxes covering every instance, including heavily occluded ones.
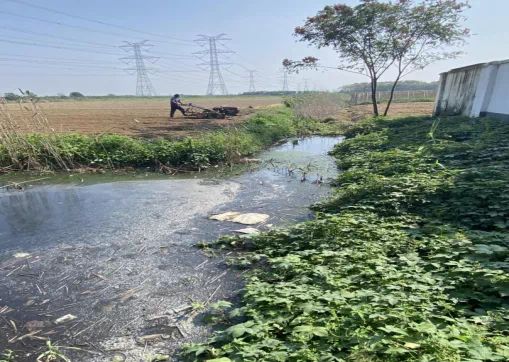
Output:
[433,59,509,120]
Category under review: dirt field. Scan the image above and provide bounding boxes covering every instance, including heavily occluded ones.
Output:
[3,96,434,138]
[342,101,435,121]
[4,96,283,138]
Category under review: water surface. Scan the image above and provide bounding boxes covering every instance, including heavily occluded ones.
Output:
[0,136,343,361]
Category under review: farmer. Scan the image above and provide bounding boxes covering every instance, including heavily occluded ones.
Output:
[170,94,187,118]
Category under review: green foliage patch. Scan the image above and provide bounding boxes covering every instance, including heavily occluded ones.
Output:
[185,116,509,361]
[0,107,332,171]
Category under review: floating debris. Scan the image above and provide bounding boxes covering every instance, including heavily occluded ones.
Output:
[209,212,269,225]
[234,227,260,234]
[13,252,30,258]
[25,320,46,332]
[136,334,168,345]
[239,158,261,163]
[55,314,77,325]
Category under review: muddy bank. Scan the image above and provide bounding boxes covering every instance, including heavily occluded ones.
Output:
[0,136,342,361]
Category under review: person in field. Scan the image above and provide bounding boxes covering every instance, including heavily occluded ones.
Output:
[170,94,186,118]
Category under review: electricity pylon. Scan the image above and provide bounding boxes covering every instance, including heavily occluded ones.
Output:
[120,40,158,96]
[282,70,289,92]
[248,70,256,93]
[303,78,310,92]
[194,34,233,95]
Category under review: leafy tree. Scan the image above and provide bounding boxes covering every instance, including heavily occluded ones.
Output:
[3,93,20,101]
[284,0,469,116]
[69,91,85,98]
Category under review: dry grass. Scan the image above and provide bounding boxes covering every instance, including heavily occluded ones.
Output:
[290,93,349,120]
[338,102,434,122]
[0,96,70,170]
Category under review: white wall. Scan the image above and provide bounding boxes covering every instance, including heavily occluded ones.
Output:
[485,62,509,116]
[434,60,509,119]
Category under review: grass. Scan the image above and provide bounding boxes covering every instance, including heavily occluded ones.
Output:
[36,341,70,362]
[0,105,340,172]
[184,115,509,361]
[283,92,350,120]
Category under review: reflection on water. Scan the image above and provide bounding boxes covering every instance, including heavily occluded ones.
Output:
[0,188,80,235]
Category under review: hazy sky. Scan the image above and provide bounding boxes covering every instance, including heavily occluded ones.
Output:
[1,0,508,96]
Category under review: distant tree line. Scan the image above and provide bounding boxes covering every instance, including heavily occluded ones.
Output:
[340,80,439,93]
[3,91,85,101]
[241,91,298,96]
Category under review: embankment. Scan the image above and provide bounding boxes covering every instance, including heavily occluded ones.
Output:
[0,107,338,173]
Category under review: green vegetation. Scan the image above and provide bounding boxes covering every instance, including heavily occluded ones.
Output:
[285,0,468,116]
[0,350,16,362]
[69,91,85,98]
[340,80,439,93]
[283,92,350,120]
[36,341,70,362]
[0,107,339,171]
[185,116,509,361]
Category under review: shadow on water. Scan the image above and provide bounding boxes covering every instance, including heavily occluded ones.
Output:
[0,136,342,361]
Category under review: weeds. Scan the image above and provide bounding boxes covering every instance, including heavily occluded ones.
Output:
[184,116,509,361]
[0,94,70,170]
[284,92,349,121]
[36,341,70,362]
[0,107,338,172]
[0,350,16,362]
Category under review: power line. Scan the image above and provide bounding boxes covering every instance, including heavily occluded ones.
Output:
[0,58,124,70]
[0,25,116,49]
[0,53,119,65]
[3,0,194,45]
[0,10,132,39]
[0,38,124,55]
[194,34,233,96]
[120,41,158,96]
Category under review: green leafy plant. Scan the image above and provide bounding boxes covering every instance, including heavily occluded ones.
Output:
[36,341,70,362]
[0,350,16,362]
[184,115,509,361]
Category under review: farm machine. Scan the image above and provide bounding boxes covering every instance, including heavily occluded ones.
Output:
[184,103,240,119]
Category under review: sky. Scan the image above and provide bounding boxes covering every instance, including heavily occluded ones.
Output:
[0,0,508,96]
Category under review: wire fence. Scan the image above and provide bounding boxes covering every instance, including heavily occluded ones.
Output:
[348,90,436,105]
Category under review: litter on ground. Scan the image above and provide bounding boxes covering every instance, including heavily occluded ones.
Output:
[209,212,269,225]
[234,227,260,234]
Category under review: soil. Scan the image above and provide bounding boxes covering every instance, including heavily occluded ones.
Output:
[3,97,433,139]
[339,101,434,122]
[3,96,282,139]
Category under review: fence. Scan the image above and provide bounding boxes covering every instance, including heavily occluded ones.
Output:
[349,90,436,105]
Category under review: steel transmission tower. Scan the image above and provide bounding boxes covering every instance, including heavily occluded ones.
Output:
[120,41,158,96]
[282,70,289,92]
[248,70,256,93]
[304,78,310,92]
[195,34,233,95]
